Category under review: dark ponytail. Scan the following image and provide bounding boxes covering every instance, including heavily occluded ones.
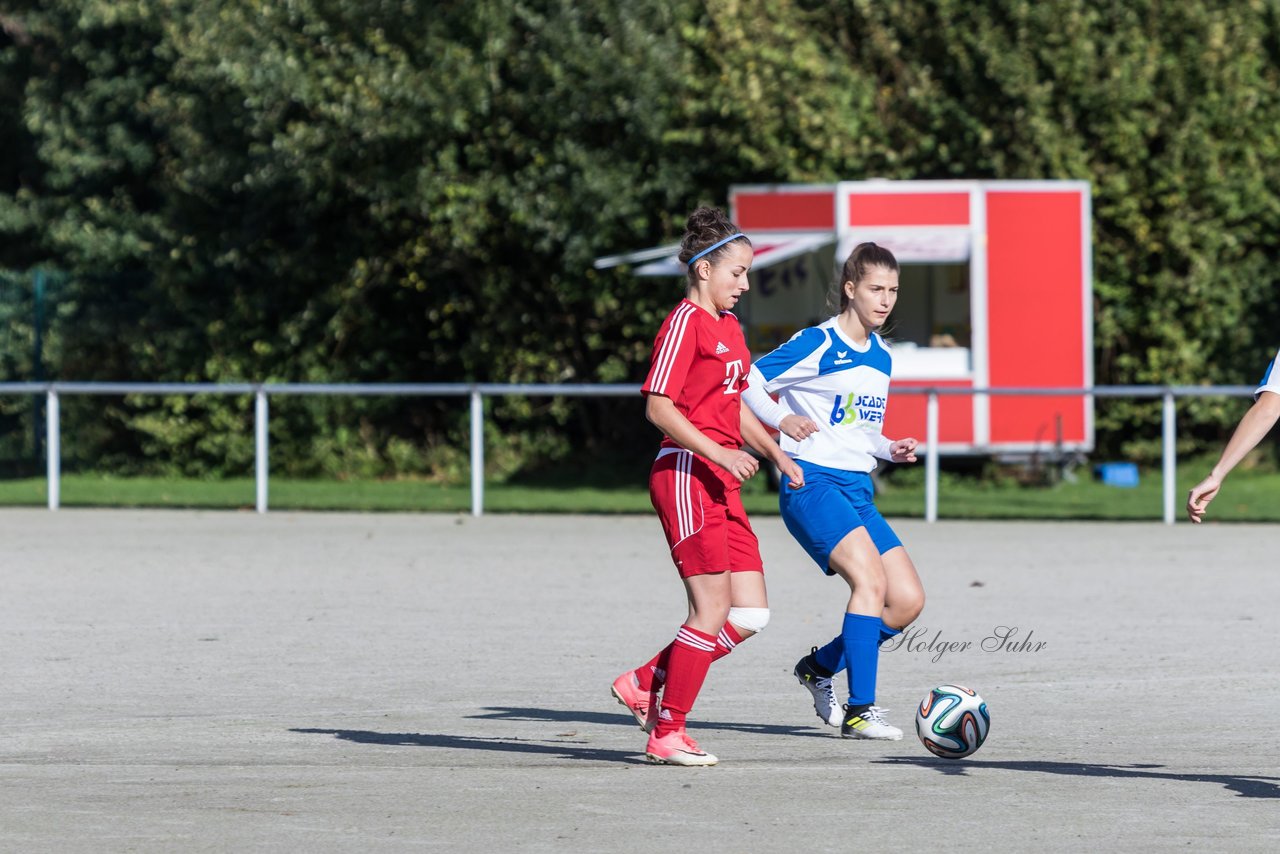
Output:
[837,242,899,312]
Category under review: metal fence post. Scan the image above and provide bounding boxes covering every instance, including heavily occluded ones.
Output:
[1162,391,1176,525]
[46,388,59,511]
[925,391,939,523]
[470,389,484,517]
[255,389,269,513]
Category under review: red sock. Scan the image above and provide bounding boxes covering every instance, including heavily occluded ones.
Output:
[635,645,671,693]
[654,625,716,737]
[711,622,745,663]
[642,622,746,693]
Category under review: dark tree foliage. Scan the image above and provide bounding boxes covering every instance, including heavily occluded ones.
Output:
[1,0,1278,477]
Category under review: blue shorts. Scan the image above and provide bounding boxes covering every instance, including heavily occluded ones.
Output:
[779,460,902,575]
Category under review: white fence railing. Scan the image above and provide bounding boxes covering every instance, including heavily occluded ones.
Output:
[0,382,1258,524]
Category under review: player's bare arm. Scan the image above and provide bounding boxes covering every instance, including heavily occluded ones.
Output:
[1187,390,1280,523]
[738,399,804,488]
[645,393,758,482]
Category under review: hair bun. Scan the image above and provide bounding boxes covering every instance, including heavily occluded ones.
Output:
[686,206,733,233]
[677,206,748,268]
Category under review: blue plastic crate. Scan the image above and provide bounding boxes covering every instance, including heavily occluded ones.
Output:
[1095,462,1139,488]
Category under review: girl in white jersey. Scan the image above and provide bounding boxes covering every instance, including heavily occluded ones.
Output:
[1187,347,1280,522]
[743,242,925,739]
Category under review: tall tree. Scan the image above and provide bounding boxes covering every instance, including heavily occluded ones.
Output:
[1,0,1278,475]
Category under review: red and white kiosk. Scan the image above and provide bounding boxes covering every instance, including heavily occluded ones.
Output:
[603,180,1093,455]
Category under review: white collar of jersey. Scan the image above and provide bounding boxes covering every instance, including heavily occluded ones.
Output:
[825,319,873,354]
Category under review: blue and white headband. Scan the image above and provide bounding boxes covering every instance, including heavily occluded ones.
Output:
[687,233,747,268]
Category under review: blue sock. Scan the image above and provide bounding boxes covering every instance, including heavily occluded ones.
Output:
[842,613,882,707]
[823,622,902,674]
[879,623,903,647]
[813,635,844,674]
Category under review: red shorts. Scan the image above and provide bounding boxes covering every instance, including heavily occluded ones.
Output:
[649,449,764,578]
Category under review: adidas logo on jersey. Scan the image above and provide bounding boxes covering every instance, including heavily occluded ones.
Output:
[715,342,730,355]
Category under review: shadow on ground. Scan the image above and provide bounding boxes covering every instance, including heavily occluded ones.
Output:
[291,706,831,765]
[292,727,644,763]
[467,706,828,737]
[877,756,1280,799]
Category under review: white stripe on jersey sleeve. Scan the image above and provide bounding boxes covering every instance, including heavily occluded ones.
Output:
[649,303,697,395]
[753,326,828,393]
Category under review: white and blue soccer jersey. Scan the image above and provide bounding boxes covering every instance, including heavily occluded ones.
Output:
[1256,348,1280,401]
[751,318,893,473]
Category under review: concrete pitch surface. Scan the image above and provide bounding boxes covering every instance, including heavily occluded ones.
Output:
[1,509,1277,852]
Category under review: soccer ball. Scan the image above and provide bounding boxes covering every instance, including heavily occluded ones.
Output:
[915,684,989,759]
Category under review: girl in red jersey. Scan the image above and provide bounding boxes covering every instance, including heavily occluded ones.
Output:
[611,207,804,766]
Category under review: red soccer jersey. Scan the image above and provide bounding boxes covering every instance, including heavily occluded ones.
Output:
[642,299,751,451]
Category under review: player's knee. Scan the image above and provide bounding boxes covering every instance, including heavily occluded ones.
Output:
[727,606,770,634]
[889,590,925,626]
[906,589,925,622]
[837,560,886,601]
[830,548,885,589]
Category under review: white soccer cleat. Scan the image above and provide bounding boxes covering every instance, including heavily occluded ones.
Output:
[793,650,841,727]
[841,704,904,740]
